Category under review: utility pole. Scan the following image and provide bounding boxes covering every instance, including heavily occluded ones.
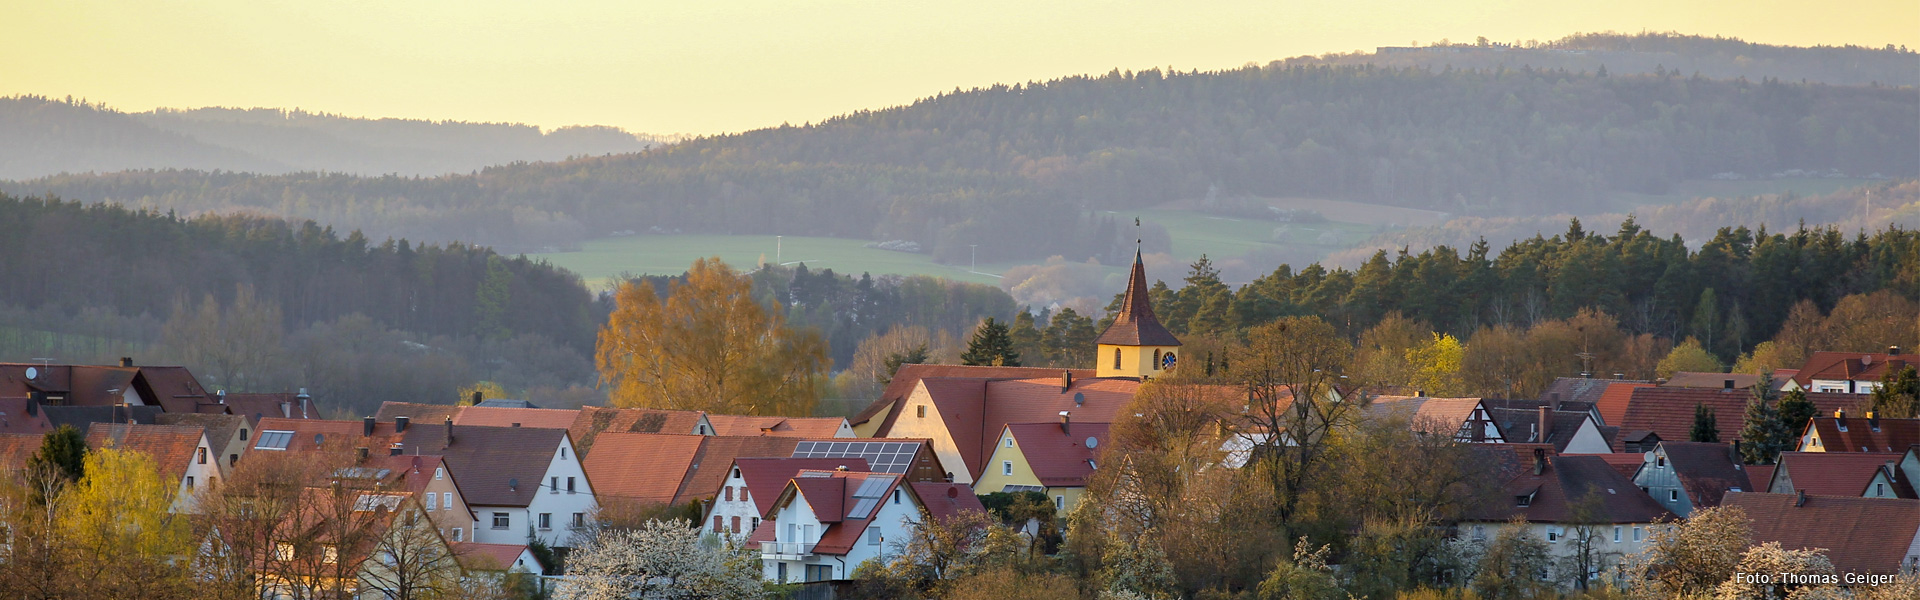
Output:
[969,244,978,274]
[776,236,782,264]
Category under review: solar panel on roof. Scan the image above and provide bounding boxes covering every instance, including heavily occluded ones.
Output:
[852,475,894,498]
[847,497,880,520]
[790,441,921,474]
[795,441,817,453]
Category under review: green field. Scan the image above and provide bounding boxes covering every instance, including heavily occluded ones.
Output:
[527,235,1018,288]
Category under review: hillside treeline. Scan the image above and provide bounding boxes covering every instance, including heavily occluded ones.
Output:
[0,96,667,181]
[10,65,1915,258]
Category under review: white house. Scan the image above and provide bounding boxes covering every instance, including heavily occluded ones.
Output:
[85,422,221,512]
[703,457,872,543]
[754,470,983,583]
[399,420,596,547]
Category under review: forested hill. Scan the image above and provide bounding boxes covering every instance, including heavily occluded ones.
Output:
[8,59,1917,259]
[0,96,669,180]
[1288,32,1919,87]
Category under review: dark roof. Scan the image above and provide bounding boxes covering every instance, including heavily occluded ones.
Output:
[0,398,54,435]
[1806,416,1920,453]
[1771,451,1902,496]
[1004,422,1110,488]
[673,436,804,504]
[1467,452,1672,524]
[399,423,569,508]
[1792,351,1920,387]
[156,413,247,459]
[41,405,162,430]
[1615,387,1863,451]
[1661,372,1765,390]
[705,415,846,438]
[850,364,1094,429]
[475,399,539,408]
[1744,465,1776,495]
[131,366,214,413]
[732,457,872,517]
[1093,251,1181,347]
[1538,377,1644,408]
[1486,407,1591,452]
[1594,382,1655,428]
[1724,492,1920,574]
[84,423,205,481]
[581,432,707,505]
[911,481,988,523]
[1656,441,1753,507]
[221,393,314,422]
[374,402,462,425]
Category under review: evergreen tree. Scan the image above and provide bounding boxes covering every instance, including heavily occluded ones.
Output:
[1690,404,1720,442]
[1777,389,1817,438]
[1738,377,1791,464]
[962,317,1021,366]
[1009,312,1046,366]
[26,424,87,482]
[1867,365,1920,419]
[882,345,930,382]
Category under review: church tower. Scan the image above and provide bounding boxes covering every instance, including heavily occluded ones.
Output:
[1095,250,1182,378]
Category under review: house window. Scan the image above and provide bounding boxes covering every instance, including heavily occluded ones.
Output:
[1003,461,1013,476]
[492,513,509,529]
[229,454,238,468]
[777,562,788,583]
[275,543,294,562]
[560,446,568,460]
[240,429,248,441]
[1152,349,1162,369]
[1055,496,1065,511]
[714,516,725,532]
[917,405,926,418]
[893,489,901,504]
[322,545,338,564]
[1006,437,1014,448]
[1114,348,1122,369]
[751,517,759,530]
[550,477,559,494]
[805,564,833,582]
[255,431,294,450]
[426,494,438,510]
[1546,527,1561,543]
[1657,456,1666,468]
[731,516,741,532]
[443,492,453,509]
[435,467,444,480]
[1515,494,1531,507]
[186,476,195,489]
[868,528,882,545]
[1613,526,1622,543]
[452,528,463,541]
[539,513,552,530]
[198,448,208,464]
[1471,525,1485,541]
[1876,483,1886,496]
[1669,490,1679,502]
[572,513,585,528]
[725,487,734,501]
[567,477,576,493]
[1632,527,1643,542]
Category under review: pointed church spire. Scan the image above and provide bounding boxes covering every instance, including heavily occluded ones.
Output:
[1096,245,1180,347]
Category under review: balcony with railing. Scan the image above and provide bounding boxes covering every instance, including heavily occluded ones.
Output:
[761,541,816,559]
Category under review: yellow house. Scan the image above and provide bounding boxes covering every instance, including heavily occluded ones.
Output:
[973,421,1111,514]
[1096,250,1182,379]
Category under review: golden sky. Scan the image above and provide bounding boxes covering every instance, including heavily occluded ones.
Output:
[2,0,1913,135]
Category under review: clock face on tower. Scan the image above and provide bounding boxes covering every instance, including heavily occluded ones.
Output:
[1161,352,1177,370]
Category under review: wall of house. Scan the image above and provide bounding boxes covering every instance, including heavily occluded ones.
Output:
[1045,486,1085,514]
[1633,448,1696,517]
[974,429,1041,494]
[1563,421,1612,454]
[423,466,471,542]
[763,494,829,583]
[705,467,762,542]
[528,436,596,547]
[178,433,221,513]
[851,404,894,438]
[1462,521,1656,584]
[886,385,973,484]
[216,426,249,478]
[1096,344,1179,379]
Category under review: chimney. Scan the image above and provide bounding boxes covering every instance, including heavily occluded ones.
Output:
[1835,409,1847,430]
[297,388,310,419]
[24,399,34,417]
[1731,440,1742,464]
[1532,448,1546,475]
[1062,370,1072,391]
[394,416,409,433]
[1613,373,1625,380]
[836,465,849,472]
[1723,379,1735,391]
[355,447,369,463]
[1889,345,1901,356]
[1795,489,1808,507]
[471,391,483,405]
[363,416,376,437]
[511,422,521,428]
[1868,411,1880,430]
[1059,411,1071,435]
[119,357,133,367]
[444,416,455,444]
[1416,389,1426,397]
[389,442,404,456]
[1537,405,1552,443]
[1550,392,1562,410]
[217,390,226,404]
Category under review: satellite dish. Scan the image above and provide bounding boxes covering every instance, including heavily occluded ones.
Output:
[24,367,36,380]
[1073,392,1085,406]
[1085,437,1098,448]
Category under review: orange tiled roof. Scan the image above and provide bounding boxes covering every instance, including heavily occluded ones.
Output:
[454,406,581,430]
[84,423,204,481]
[1726,492,1920,574]
[581,432,707,505]
[1773,451,1902,496]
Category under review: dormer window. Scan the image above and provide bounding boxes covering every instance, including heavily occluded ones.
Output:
[1516,494,1532,507]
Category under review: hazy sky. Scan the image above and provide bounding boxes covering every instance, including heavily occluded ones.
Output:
[3,1,1913,135]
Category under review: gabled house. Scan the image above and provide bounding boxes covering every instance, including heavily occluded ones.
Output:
[1366,396,1503,442]
[974,421,1109,513]
[1462,447,1671,585]
[882,375,1140,484]
[1539,377,1649,419]
[1799,412,1920,453]
[1487,406,1612,453]
[0,360,216,412]
[221,391,318,423]
[453,542,547,580]
[158,412,251,477]
[849,364,1093,438]
[703,457,871,542]
[255,488,462,600]
[788,438,952,483]
[1723,492,1920,575]
[1859,446,1918,499]
[755,469,984,583]
[1788,348,1919,394]
[398,421,595,547]
[1614,386,1863,452]
[1766,451,1904,497]
[1632,441,1752,517]
[339,454,477,545]
[85,422,219,512]
[1594,382,1655,429]
[580,432,711,507]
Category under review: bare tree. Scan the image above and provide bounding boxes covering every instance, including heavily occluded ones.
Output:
[1228,316,1356,535]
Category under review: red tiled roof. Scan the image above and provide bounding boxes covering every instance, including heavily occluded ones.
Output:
[454,543,536,572]
[84,423,204,481]
[454,406,581,430]
[1657,441,1754,507]
[254,417,407,453]
[569,406,709,456]
[1744,465,1775,493]
[0,398,53,435]
[1772,451,1902,496]
[1724,492,1920,574]
[374,401,462,424]
[732,457,871,517]
[222,393,312,422]
[671,436,803,504]
[1567,452,1646,480]
[1792,351,1920,388]
[132,366,214,413]
[705,415,846,438]
[794,476,847,523]
[1095,251,1181,347]
[911,481,987,523]
[0,433,42,472]
[1366,396,1484,436]
[1806,417,1920,453]
[581,432,706,505]
[398,424,570,508]
[1615,387,1864,451]
[778,469,910,555]
[1662,372,1763,390]
[1005,422,1110,487]
[1468,451,1672,524]
[1594,382,1655,428]
[852,364,1094,429]
[156,413,247,460]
